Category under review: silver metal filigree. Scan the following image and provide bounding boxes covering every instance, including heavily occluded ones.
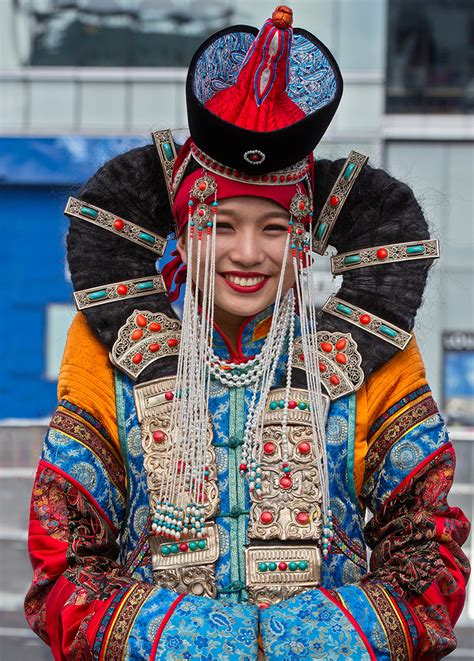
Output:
[322,296,413,349]
[64,197,167,257]
[73,275,166,310]
[313,151,368,254]
[331,239,440,274]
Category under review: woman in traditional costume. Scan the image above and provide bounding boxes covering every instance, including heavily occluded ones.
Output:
[25,6,469,659]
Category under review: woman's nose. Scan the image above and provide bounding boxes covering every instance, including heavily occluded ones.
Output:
[227,232,265,266]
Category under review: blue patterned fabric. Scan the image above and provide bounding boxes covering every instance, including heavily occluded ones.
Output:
[41,427,126,529]
[156,595,259,660]
[259,588,371,660]
[363,412,449,511]
[323,394,367,587]
[124,587,178,659]
[193,29,336,116]
[288,33,337,113]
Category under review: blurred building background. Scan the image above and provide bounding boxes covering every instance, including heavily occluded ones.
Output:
[0,0,473,658]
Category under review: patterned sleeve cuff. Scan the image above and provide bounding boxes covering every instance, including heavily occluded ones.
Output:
[155,595,259,660]
[259,587,375,660]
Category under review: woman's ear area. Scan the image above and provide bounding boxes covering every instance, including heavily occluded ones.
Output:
[176,233,187,265]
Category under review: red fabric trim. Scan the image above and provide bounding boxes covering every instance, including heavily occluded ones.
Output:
[319,587,377,661]
[39,459,118,535]
[150,593,186,661]
[386,443,452,504]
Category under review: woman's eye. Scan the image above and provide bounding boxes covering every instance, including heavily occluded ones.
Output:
[216,222,234,231]
[264,224,287,233]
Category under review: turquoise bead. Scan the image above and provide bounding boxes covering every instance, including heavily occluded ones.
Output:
[344,162,356,180]
[343,254,361,265]
[406,245,425,255]
[289,561,298,571]
[268,562,277,571]
[137,281,154,291]
[279,400,285,409]
[198,539,207,549]
[139,231,156,245]
[336,303,353,316]
[379,325,398,338]
[283,466,291,473]
[298,561,308,570]
[162,142,174,161]
[270,401,278,410]
[170,544,179,554]
[316,223,327,240]
[161,545,170,555]
[189,541,198,551]
[80,206,98,219]
[88,290,107,300]
[259,562,268,572]
[298,401,307,410]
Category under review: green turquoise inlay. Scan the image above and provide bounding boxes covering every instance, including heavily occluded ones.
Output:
[289,561,298,571]
[80,206,98,219]
[406,245,425,255]
[379,325,398,338]
[162,142,174,161]
[343,162,356,180]
[316,223,327,240]
[136,280,154,291]
[88,290,107,300]
[336,303,353,316]
[343,254,361,265]
[139,232,156,245]
[259,562,268,572]
[298,560,308,570]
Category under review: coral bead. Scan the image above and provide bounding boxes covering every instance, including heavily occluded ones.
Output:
[263,442,275,455]
[132,353,143,365]
[329,195,340,207]
[278,561,288,571]
[131,329,143,341]
[280,476,292,489]
[377,247,388,260]
[296,511,309,525]
[167,338,178,347]
[319,362,327,372]
[288,400,297,409]
[149,343,160,353]
[297,442,311,455]
[335,338,347,350]
[330,374,340,385]
[335,352,347,364]
[359,314,371,325]
[321,342,333,353]
[114,218,124,230]
[165,391,174,401]
[136,314,147,327]
[153,430,166,443]
[179,543,188,552]
[149,322,161,332]
[260,511,273,524]
[117,284,128,295]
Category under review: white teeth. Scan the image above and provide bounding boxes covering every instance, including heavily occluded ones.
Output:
[225,275,265,287]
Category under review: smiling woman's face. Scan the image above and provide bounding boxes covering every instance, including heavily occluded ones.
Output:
[176,195,296,337]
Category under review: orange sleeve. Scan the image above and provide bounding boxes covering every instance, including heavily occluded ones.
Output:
[57,312,119,449]
[353,337,427,496]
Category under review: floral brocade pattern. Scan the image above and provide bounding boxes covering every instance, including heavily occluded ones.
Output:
[259,588,372,660]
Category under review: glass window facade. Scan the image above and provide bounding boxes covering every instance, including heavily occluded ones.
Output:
[386,0,474,113]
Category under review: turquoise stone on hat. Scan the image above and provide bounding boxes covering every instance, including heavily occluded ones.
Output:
[406,245,425,255]
[139,232,156,245]
[289,561,298,571]
[80,206,98,219]
[137,280,154,291]
[259,562,268,572]
[162,142,174,161]
[298,560,308,570]
[379,325,398,338]
[336,303,353,316]
[343,254,361,265]
[161,545,171,556]
[316,223,327,240]
[343,162,356,180]
[88,290,107,300]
